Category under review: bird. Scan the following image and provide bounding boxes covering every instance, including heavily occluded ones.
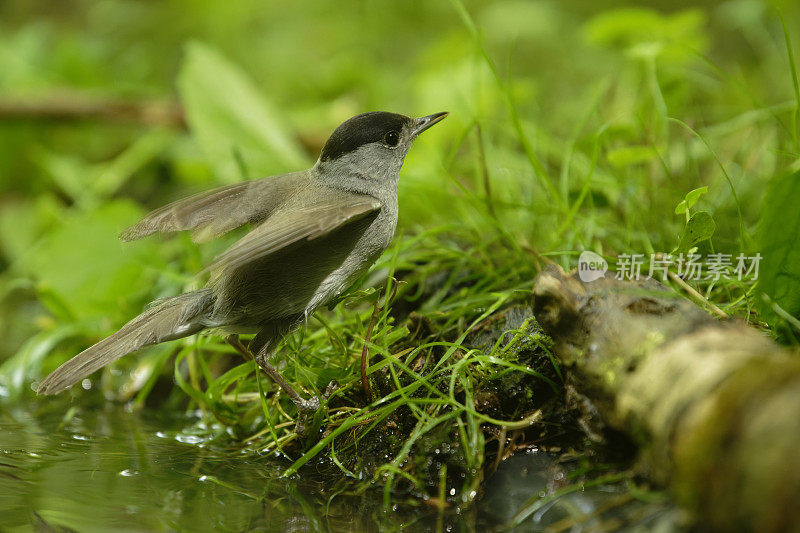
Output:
[37,110,448,434]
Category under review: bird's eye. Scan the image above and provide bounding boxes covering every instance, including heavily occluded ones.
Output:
[384,130,400,147]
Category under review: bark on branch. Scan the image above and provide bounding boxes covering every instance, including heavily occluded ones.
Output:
[532,265,800,532]
[0,93,186,128]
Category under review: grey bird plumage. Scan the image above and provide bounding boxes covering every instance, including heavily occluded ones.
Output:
[37,111,448,411]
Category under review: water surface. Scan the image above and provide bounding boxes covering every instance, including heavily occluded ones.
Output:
[0,405,671,531]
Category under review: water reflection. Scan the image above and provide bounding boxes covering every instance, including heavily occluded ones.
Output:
[2,406,322,531]
[0,405,672,532]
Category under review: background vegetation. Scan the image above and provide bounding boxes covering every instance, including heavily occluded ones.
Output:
[1,0,800,528]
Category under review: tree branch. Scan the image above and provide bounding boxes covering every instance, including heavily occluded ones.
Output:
[0,92,186,128]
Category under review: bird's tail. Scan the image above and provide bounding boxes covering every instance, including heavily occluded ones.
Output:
[37,289,214,395]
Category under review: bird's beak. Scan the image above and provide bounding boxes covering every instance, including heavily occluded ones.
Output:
[411,111,449,137]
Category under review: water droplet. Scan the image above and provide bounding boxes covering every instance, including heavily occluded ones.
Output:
[119,469,138,477]
[175,435,203,444]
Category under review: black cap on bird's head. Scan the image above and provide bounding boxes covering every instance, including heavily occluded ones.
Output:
[319,111,448,162]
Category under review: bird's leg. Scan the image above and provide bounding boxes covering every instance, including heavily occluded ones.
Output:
[226,334,313,413]
[253,345,322,438]
[224,334,253,360]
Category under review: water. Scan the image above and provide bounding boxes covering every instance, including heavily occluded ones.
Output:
[0,405,673,532]
[1,406,318,531]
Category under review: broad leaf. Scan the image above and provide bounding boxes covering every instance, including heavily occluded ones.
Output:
[756,170,800,335]
[177,41,308,183]
[675,186,709,214]
[14,201,158,319]
[675,210,715,253]
[606,145,655,167]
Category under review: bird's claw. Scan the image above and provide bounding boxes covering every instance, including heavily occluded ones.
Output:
[292,381,339,439]
[322,380,339,400]
[296,396,320,414]
[292,398,318,439]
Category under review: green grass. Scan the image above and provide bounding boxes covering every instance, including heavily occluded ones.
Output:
[2,0,800,517]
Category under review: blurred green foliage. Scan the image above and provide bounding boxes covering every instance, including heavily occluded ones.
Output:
[0,0,798,383]
[1,0,800,511]
[757,166,800,339]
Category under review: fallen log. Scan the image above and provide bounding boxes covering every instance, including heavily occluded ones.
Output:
[532,265,800,532]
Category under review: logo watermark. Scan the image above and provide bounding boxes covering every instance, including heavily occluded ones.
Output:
[578,251,609,282]
[578,252,762,282]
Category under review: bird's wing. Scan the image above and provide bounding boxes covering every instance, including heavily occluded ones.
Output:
[206,191,381,275]
[119,172,303,243]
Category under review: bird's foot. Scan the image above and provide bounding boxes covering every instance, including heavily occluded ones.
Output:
[292,397,319,440]
[292,381,339,439]
[251,347,340,439]
[321,380,339,401]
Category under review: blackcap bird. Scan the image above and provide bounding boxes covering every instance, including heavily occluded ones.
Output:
[37,110,448,434]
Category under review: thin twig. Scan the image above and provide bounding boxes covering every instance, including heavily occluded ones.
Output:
[0,93,186,128]
[667,271,729,319]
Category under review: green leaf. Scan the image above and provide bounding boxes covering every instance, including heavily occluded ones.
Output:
[683,186,708,210]
[606,145,656,167]
[0,324,82,401]
[676,211,715,253]
[756,170,800,334]
[674,186,708,215]
[14,200,159,320]
[0,195,61,263]
[583,8,708,63]
[33,130,175,208]
[177,41,308,183]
